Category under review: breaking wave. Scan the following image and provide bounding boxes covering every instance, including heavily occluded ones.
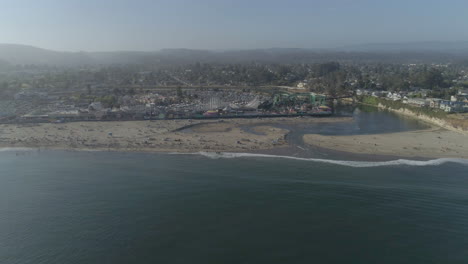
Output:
[0,147,36,152]
[178,152,468,168]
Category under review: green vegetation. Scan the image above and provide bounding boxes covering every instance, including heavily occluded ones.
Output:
[3,59,468,99]
[360,96,448,119]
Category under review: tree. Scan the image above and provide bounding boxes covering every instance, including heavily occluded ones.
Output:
[423,68,444,89]
[176,86,183,98]
[313,62,340,77]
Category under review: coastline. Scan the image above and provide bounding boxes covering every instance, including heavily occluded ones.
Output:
[0,117,350,154]
[359,99,468,135]
[303,127,468,159]
[377,103,468,135]
[3,113,467,161]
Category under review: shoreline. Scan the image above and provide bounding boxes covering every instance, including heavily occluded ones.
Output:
[3,114,467,161]
[0,116,350,154]
[303,127,468,159]
[3,147,468,168]
[358,100,468,135]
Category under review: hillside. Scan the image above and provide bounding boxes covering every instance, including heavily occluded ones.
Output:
[1,42,468,66]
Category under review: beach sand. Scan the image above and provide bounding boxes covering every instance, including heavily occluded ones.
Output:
[0,117,349,153]
[303,128,468,159]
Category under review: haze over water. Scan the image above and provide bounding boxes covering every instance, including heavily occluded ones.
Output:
[1,110,468,264]
[1,150,468,263]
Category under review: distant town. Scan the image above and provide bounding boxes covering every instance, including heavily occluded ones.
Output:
[1,53,468,124]
[0,46,467,158]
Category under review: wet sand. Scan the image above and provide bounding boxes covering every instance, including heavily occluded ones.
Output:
[5,115,462,160]
[303,128,468,159]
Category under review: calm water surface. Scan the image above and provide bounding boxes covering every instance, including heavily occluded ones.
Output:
[1,151,467,264]
[1,109,467,264]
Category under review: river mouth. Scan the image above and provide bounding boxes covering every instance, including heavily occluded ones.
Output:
[175,105,432,161]
[240,105,431,160]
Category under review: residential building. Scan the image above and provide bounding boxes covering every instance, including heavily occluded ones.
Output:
[427,98,443,108]
[387,92,402,101]
[458,89,468,96]
[407,98,428,107]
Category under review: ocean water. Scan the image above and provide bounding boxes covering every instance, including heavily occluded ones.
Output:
[1,150,468,264]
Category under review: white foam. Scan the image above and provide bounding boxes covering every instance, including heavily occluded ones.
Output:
[176,152,468,168]
[0,147,36,152]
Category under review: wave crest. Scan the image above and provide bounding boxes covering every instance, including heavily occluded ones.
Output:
[0,147,36,152]
[180,152,468,168]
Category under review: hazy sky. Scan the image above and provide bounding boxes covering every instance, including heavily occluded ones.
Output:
[1,0,468,51]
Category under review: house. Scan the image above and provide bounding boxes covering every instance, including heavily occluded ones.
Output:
[356,89,371,96]
[427,98,443,108]
[458,89,468,96]
[387,92,402,101]
[440,101,467,113]
[439,100,451,111]
[296,82,307,89]
[407,98,428,107]
[371,91,387,97]
[408,88,429,98]
[89,102,103,111]
[453,102,468,112]
[447,102,465,113]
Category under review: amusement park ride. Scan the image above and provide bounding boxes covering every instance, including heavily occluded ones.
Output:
[272,92,327,108]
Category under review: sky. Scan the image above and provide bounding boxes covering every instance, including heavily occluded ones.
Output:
[1,0,468,52]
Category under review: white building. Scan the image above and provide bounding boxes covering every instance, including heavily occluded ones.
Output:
[296,82,307,89]
[89,102,103,111]
[386,92,402,101]
[407,98,428,107]
[458,89,468,96]
[427,98,443,108]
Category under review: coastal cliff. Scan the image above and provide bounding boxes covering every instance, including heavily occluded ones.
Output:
[376,103,468,135]
[359,96,468,135]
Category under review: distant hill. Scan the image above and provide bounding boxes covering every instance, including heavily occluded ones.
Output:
[0,58,12,70]
[338,41,468,53]
[0,44,153,66]
[0,44,93,65]
[1,42,468,66]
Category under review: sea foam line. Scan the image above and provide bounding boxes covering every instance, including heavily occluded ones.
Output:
[174,151,468,168]
[0,147,36,152]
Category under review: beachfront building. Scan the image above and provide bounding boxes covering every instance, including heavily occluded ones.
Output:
[386,92,402,101]
[427,98,443,108]
[89,102,103,111]
[458,89,468,96]
[371,91,388,98]
[296,82,307,89]
[439,100,468,113]
[406,98,428,107]
[439,100,451,111]
[355,89,370,96]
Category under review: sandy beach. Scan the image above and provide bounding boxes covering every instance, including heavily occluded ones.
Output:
[304,128,468,159]
[0,117,350,153]
[4,115,466,160]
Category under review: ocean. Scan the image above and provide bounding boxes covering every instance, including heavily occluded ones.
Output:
[1,150,468,264]
[1,108,468,263]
